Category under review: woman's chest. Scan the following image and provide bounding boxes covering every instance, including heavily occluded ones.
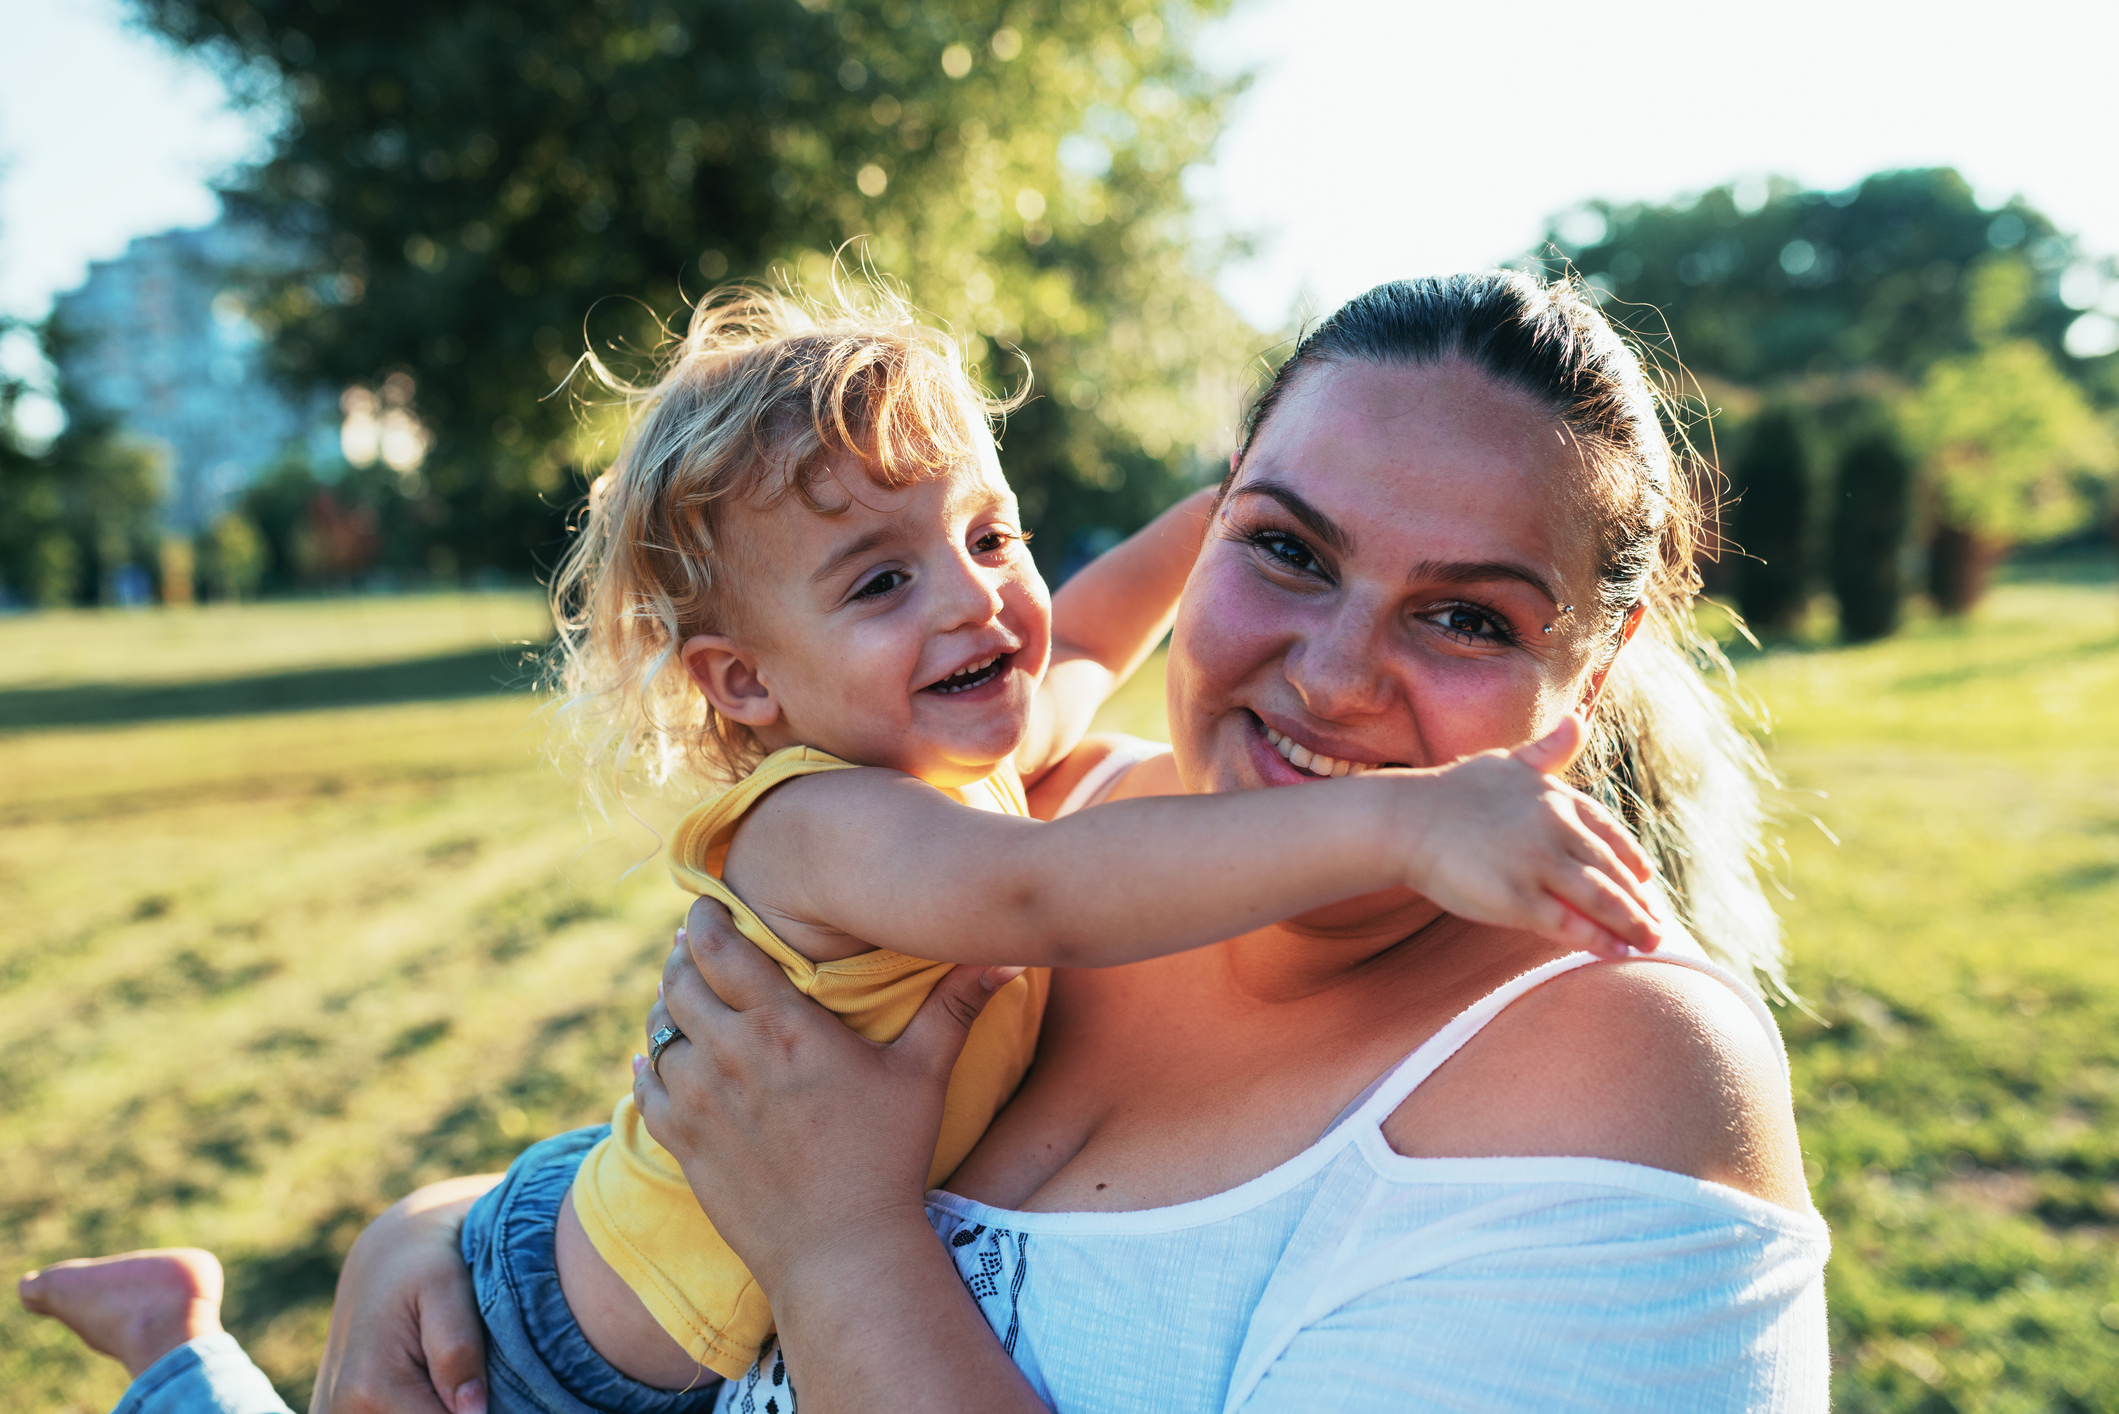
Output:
[947,960,1433,1212]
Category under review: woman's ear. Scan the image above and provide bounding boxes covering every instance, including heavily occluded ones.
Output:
[680,634,781,728]
[1577,602,1648,718]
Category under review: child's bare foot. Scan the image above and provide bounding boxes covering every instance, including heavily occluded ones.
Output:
[18,1248,225,1377]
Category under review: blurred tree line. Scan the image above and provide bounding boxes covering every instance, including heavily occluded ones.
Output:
[0,318,168,608]
[1547,169,2119,637]
[75,0,1254,596]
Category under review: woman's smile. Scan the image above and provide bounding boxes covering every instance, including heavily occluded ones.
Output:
[1249,712,1404,782]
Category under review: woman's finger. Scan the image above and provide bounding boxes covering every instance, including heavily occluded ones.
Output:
[893,964,1021,1082]
[420,1290,491,1414]
[680,892,813,1012]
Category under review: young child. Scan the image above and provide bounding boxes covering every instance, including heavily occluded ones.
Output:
[462,286,1664,1409]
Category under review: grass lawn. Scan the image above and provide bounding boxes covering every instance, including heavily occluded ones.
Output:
[3,571,2116,1411]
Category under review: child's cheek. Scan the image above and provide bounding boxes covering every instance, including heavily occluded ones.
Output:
[1005,571,1054,677]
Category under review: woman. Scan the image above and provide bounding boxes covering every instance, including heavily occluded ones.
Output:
[25,272,1828,1411]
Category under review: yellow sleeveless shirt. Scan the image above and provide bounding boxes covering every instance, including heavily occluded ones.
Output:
[570,746,1050,1378]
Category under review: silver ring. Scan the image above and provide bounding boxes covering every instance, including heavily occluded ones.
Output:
[648,1024,683,1078]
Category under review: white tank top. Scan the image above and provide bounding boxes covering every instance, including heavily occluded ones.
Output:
[714,738,1831,1413]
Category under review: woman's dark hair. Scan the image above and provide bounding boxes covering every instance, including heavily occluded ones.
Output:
[1236,272,1784,994]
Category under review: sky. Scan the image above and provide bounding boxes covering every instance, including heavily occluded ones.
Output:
[1,0,2114,342]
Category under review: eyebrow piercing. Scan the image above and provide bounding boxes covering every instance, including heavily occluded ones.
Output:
[1541,604,1575,634]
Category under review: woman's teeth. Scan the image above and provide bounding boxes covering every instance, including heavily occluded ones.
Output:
[1263,725,1376,778]
[930,656,1004,694]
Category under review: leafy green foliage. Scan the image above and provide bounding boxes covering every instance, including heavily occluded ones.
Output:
[1547,169,2078,385]
[1545,168,2119,619]
[1731,405,1814,632]
[1828,432,1913,643]
[128,0,1256,576]
[1903,340,2117,546]
[0,417,167,607]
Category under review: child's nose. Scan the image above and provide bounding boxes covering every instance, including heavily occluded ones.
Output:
[933,552,1007,629]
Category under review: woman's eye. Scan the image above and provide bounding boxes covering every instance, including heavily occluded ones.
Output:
[852,569,907,601]
[1250,531,1322,575]
[1424,604,1512,644]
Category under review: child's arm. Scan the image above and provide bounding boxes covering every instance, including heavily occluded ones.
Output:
[735,716,1664,966]
[1014,486,1218,785]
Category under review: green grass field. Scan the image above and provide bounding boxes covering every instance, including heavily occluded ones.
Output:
[3,570,2116,1412]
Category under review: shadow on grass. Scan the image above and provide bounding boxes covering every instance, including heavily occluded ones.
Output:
[0,643,546,732]
[1889,630,2119,694]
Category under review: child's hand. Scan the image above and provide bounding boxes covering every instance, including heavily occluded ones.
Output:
[1389,715,1663,959]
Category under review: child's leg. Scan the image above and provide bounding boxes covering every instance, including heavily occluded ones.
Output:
[18,1249,297,1414]
[553,1191,716,1389]
[19,1248,225,1379]
[463,1126,720,1413]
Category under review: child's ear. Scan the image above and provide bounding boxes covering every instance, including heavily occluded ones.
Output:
[680,634,781,728]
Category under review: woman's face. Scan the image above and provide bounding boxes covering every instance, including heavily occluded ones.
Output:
[1168,357,1618,798]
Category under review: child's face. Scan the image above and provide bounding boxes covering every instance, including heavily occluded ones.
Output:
[686,441,1051,787]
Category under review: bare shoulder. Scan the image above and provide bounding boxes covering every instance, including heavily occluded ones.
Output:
[1023,734,1129,819]
[726,764,969,880]
[1023,734,1180,817]
[1384,959,1813,1212]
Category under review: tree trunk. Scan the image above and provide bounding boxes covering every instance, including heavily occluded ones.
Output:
[1926,523,2003,615]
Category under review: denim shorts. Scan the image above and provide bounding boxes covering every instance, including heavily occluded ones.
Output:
[463,1124,724,1414]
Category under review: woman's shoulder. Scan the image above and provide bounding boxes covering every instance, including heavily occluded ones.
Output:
[1024,733,1177,818]
[1382,957,1813,1213]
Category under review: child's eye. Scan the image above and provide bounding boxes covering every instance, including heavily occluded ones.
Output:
[852,569,908,601]
[972,528,1022,556]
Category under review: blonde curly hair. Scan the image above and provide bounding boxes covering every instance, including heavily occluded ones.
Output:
[548,283,1012,795]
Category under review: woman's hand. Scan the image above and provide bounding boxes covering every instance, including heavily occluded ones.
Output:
[634,895,1017,1294]
[634,896,1047,1412]
[311,1175,499,1414]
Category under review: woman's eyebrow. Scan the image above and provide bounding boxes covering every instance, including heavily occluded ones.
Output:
[1228,481,1350,555]
[1409,558,1561,607]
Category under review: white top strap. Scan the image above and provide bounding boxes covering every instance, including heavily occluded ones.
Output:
[1339,947,1786,1137]
[1054,734,1173,818]
[1344,953,1602,1130]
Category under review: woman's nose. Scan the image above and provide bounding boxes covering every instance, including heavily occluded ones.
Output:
[1284,597,1398,721]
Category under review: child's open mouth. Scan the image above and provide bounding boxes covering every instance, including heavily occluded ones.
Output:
[925,654,1009,695]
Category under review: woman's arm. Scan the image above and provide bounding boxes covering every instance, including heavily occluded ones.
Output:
[633,898,1048,1413]
[309,1175,500,1414]
[1014,486,1217,784]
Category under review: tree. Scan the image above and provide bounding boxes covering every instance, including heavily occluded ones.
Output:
[1902,340,2117,613]
[1543,168,2119,625]
[130,0,1257,579]
[1729,407,1813,634]
[1828,429,1914,642]
[1544,169,2079,386]
[0,318,168,607]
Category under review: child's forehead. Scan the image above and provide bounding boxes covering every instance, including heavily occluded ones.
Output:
[787,450,1010,519]
[736,453,1013,552]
